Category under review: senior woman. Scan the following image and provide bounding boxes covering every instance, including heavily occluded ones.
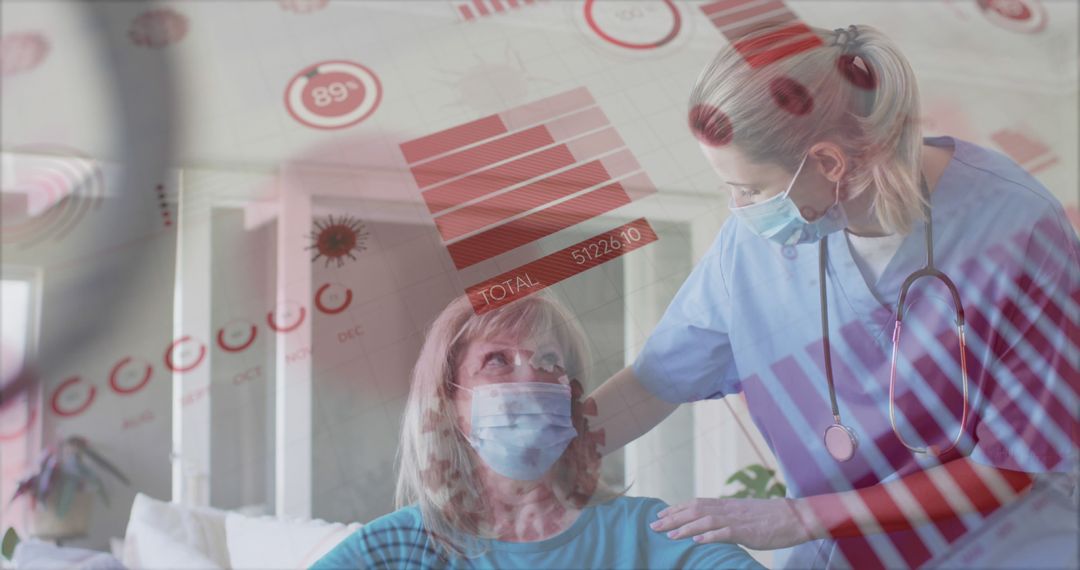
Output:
[310,293,764,569]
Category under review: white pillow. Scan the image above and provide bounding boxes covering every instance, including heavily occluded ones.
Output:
[108,538,125,561]
[225,512,361,569]
[13,538,127,570]
[123,526,223,569]
[122,493,230,569]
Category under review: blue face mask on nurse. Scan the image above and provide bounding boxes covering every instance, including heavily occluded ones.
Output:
[728,151,850,245]
[699,135,877,244]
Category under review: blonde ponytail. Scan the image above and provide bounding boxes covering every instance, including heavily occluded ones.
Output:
[689,23,927,234]
[843,25,926,234]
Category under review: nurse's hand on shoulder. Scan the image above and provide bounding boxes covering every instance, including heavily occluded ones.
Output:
[649,497,816,550]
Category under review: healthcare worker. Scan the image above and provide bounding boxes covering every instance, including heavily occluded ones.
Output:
[588,23,1079,569]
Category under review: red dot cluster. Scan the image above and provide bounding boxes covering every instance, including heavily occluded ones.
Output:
[156,184,172,227]
[837,54,877,91]
[688,103,733,147]
[689,52,880,145]
[769,77,814,116]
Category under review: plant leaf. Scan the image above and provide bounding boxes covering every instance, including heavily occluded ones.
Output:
[9,476,37,505]
[723,463,783,499]
[56,476,76,517]
[1,527,19,561]
[71,440,130,486]
[38,451,60,501]
[75,455,109,508]
[747,464,771,479]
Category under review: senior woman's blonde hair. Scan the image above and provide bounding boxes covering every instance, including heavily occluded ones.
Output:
[395,292,613,558]
[690,23,926,234]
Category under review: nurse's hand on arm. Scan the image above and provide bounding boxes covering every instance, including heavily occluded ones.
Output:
[649,457,1034,550]
[587,365,679,455]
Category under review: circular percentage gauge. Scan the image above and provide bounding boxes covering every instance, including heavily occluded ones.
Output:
[575,0,687,55]
[0,31,50,77]
[315,283,353,315]
[164,336,207,373]
[278,0,330,13]
[0,400,36,441]
[109,356,153,395]
[284,60,382,130]
[51,376,96,418]
[217,319,258,353]
[977,0,1047,33]
[267,301,307,333]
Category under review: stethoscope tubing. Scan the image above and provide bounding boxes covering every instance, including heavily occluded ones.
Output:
[819,174,970,460]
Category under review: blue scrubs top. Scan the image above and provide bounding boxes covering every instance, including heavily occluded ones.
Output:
[309,496,764,569]
[632,136,1079,568]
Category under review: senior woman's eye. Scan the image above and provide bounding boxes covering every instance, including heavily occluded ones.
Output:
[531,351,563,372]
[482,351,511,369]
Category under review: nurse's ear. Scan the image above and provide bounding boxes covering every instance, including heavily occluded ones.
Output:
[807,142,848,187]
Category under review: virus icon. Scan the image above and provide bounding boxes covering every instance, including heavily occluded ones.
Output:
[434,42,555,114]
[128,8,189,49]
[1,31,50,77]
[305,214,369,267]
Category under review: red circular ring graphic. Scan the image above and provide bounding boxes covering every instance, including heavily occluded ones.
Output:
[284,60,382,130]
[279,0,330,13]
[267,305,307,333]
[0,405,36,441]
[315,283,353,315]
[109,356,153,395]
[583,0,682,50]
[164,336,207,373]
[51,376,97,418]
[217,322,258,352]
[977,0,1046,33]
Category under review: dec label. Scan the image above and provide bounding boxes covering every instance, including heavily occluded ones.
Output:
[338,325,364,344]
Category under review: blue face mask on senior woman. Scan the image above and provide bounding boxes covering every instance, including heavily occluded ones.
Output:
[456,381,577,481]
[729,152,848,245]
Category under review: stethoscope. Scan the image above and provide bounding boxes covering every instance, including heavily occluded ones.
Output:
[818,174,970,462]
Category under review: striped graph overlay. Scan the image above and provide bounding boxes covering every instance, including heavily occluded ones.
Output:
[400,87,659,313]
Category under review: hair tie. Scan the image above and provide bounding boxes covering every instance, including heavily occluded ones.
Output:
[831,25,862,51]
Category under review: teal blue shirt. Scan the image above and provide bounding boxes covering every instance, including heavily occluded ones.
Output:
[309,496,764,569]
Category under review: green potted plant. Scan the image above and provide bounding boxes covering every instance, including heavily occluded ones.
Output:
[8,436,130,541]
[722,464,786,499]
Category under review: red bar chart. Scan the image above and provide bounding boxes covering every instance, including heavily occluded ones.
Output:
[699,0,822,68]
[400,86,659,311]
[455,0,541,22]
[466,218,658,314]
[990,128,1059,175]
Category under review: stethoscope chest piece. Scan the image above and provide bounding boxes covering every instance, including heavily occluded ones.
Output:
[824,422,858,462]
